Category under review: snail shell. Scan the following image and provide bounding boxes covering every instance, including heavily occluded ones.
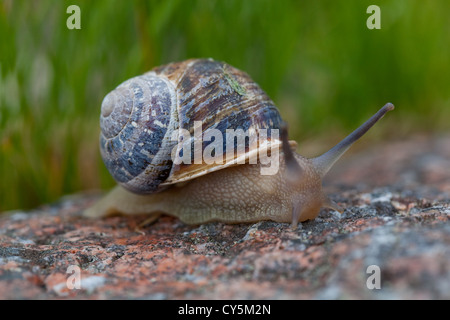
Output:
[100,59,283,194]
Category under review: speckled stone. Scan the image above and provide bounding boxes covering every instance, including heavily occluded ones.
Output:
[0,134,449,299]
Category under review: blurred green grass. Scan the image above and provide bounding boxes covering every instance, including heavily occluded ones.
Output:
[1,0,449,211]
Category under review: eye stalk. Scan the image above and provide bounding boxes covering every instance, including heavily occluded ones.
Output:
[312,103,395,177]
[280,122,303,184]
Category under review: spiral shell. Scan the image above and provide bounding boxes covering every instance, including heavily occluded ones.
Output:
[100,58,283,194]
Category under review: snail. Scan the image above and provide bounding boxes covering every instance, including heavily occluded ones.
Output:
[84,58,394,228]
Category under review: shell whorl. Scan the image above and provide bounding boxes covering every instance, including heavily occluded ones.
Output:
[100,59,283,194]
[154,59,283,183]
[100,74,178,194]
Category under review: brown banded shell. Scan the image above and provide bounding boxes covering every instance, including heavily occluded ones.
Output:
[100,58,284,194]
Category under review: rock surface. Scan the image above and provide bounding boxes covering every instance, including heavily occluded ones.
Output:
[0,134,449,299]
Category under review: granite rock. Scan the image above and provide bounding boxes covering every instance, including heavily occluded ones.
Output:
[0,134,449,299]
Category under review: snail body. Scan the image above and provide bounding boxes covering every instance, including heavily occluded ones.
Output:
[85,58,394,228]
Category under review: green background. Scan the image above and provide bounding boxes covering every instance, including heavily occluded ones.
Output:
[1,0,449,211]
